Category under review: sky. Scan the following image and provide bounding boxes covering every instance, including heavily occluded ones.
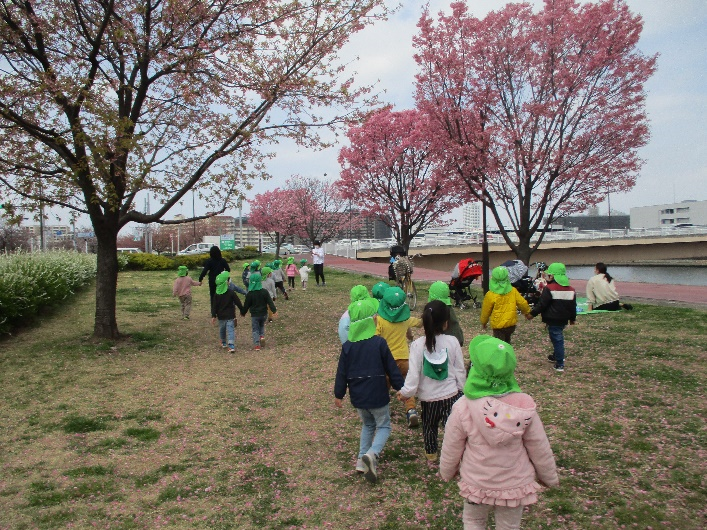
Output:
[34,0,707,230]
[240,0,707,225]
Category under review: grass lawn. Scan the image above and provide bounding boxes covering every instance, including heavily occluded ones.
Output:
[0,267,705,529]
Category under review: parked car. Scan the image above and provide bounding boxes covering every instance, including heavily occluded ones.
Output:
[262,245,291,255]
[178,243,211,255]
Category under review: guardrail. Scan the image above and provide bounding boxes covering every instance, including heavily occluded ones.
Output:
[323,226,707,257]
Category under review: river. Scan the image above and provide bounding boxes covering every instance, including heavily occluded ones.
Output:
[565,265,707,287]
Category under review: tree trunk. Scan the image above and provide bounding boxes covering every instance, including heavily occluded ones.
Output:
[93,227,120,339]
[515,236,533,265]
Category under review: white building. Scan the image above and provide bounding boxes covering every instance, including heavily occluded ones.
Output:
[462,202,482,231]
[630,200,707,229]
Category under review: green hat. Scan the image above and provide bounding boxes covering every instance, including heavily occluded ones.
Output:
[428,281,452,306]
[250,260,261,271]
[350,284,371,303]
[261,266,273,277]
[489,266,512,295]
[273,259,282,269]
[242,262,250,270]
[377,287,410,323]
[300,259,307,265]
[248,272,263,291]
[347,299,377,342]
[464,336,521,400]
[546,262,570,287]
[177,265,189,277]
[287,257,295,265]
[371,282,390,300]
[215,271,230,295]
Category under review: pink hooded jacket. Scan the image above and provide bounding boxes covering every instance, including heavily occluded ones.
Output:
[439,392,559,507]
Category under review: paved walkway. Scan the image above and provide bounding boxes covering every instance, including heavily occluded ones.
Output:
[319,255,707,309]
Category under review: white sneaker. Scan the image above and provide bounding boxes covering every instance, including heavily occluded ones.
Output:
[361,450,378,483]
[355,458,366,473]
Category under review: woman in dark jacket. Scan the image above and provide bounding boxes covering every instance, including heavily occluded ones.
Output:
[199,246,231,304]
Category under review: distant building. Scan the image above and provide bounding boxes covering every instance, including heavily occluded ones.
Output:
[630,200,707,229]
[26,224,73,243]
[463,203,482,231]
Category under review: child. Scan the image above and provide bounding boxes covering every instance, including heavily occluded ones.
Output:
[299,259,311,290]
[528,262,576,372]
[439,335,559,530]
[371,281,389,305]
[376,286,423,428]
[334,298,405,483]
[172,265,202,319]
[338,285,372,344]
[261,266,277,323]
[285,257,299,291]
[241,262,250,290]
[271,260,289,300]
[427,281,464,347]
[210,271,244,353]
[397,300,466,462]
[480,266,531,344]
[240,272,277,351]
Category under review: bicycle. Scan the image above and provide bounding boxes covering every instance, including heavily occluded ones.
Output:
[392,253,421,310]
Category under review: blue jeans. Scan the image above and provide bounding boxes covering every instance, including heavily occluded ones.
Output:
[548,325,566,366]
[356,404,392,459]
[218,319,235,347]
[251,315,266,345]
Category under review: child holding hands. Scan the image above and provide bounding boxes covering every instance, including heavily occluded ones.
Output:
[439,336,559,530]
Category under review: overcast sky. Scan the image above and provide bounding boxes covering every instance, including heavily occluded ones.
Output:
[239,0,706,225]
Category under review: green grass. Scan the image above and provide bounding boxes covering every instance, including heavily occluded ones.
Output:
[0,267,704,529]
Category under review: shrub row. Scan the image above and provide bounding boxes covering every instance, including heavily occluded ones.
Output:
[0,251,97,334]
[121,247,261,271]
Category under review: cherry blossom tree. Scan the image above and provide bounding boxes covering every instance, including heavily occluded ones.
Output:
[414,0,656,264]
[286,176,355,246]
[338,108,466,252]
[0,0,388,337]
[248,189,301,257]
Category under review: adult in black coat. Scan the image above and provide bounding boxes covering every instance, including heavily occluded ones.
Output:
[199,246,231,304]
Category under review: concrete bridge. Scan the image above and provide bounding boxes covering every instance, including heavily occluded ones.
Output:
[355,233,707,272]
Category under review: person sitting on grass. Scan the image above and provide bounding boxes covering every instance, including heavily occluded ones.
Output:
[210,271,244,353]
[334,298,404,484]
[586,262,633,311]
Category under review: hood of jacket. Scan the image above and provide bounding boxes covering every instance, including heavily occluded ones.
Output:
[470,393,537,447]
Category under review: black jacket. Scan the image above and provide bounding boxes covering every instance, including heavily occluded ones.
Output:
[531,281,576,326]
[211,290,244,320]
[240,289,276,318]
[199,258,231,289]
[334,336,404,409]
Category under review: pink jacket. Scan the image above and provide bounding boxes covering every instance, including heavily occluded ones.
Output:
[439,393,559,507]
[173,276,200,297]
[286,264,299,277]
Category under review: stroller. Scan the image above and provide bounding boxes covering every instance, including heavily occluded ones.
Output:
[501,260,547,305]
[449,257,483,309]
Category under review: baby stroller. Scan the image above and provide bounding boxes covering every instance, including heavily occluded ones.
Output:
[501,260,546,305]
[449,257,483,309]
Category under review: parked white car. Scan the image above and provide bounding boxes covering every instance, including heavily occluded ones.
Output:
[178,243,211,255]
[262,244,292,255]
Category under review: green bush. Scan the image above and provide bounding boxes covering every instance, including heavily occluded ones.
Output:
[0,251,96,334]
[125,253,174,271]
[172,254,208,270]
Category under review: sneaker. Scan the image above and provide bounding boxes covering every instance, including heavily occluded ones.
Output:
[355,458,366,473]
[623,303,633,310]
[183,316,189,320]
[407,409,420,428]
[221,342,228,348]
[554,364,564,372]
[254,345,261,351]
[425,453,438,463]
[547,354,556,363]
[228,346,235,353]
[260,335,265,345]
[284,291,289,300]
[361,450,378,483]
[268,319,273,323]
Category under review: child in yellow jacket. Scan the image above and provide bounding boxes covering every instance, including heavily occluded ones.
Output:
[480,266,531,344]
[376,286,423,428]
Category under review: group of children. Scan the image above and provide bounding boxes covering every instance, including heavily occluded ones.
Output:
[173,250,314,352]
[335,263,574,529]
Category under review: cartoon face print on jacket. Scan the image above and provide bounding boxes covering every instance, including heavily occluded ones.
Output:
[476,398,533,446]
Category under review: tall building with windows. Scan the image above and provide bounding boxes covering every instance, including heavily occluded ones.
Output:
[462,203,482,231]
